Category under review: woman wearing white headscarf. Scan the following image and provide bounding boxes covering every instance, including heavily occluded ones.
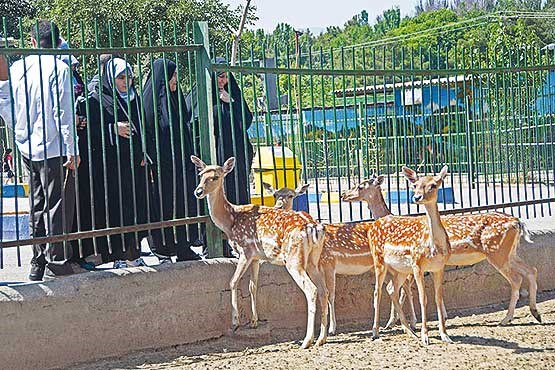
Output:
[82,57,149,268]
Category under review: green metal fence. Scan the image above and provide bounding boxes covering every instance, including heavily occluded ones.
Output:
[0,19,554,272]
[0,19,223,270]
[217,42,555,222]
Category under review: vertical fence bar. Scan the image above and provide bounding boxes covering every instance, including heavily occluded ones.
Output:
[193,21,221,257]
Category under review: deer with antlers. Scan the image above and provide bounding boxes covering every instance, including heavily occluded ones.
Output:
[191,156,328,349]
[369,166,452,345]
[264,181,417,335]
[345,174,541,327]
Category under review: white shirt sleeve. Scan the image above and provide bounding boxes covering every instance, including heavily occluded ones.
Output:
[52,65,79,156]
[0,80,14,129]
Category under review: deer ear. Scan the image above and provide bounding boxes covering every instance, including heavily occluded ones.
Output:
[435,165,449,182]
[262,182,275,195]
[402,166,419,183]
[222,157,236,174]
[374,175,385,186]
[191,155,206,171]
[296,183,310,195]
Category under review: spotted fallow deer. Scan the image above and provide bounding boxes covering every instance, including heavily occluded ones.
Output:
[191,156,328,349]
[369,166,452,345]
[265,180,417,335]
[262,182,310,210]
[347,175,541,327]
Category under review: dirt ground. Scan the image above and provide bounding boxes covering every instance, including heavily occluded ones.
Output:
[72,291,555,370]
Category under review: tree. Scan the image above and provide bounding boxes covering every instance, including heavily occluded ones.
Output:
[33,0,254,51]
[374,7,401,36]
[415,0,450,15]
[0,0,35,38]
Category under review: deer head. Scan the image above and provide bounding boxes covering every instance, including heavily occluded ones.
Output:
[341,175,385,203]
[263,182,310,210]
[191,155,235,199]
[402,165,448,205]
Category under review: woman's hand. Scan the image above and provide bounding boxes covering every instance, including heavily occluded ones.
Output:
[76,116,87,131]
[115,121,132,138]
[219,88,231,103]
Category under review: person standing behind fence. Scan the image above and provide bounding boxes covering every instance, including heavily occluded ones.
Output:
[0,20,80,280]
[212,58,254,206]
[142,58,200,262]
[86,57,148,268]
[186,57,253,257]
[3,148,14,183]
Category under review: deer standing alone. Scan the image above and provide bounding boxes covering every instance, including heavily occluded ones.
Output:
[369,166,452,345]
[265,180,417,335]
[345,174,541,327]
[191,156,328,348]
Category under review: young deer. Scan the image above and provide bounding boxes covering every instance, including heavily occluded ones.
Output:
[342,175,417,330]
[369,166,452,345]
[191,156,328,349]
[262,182,310,210]
[265,180,417,335]
[348,175,541,327]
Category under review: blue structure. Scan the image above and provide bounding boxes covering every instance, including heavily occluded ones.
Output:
[536,71,555,114]
[249,75,473,140]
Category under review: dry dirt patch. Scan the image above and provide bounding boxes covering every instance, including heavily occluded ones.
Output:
[72,291,555,370]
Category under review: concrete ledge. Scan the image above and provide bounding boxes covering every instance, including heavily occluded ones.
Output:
[0,228,554,370]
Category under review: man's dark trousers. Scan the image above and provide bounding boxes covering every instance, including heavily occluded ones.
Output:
[23,156,75,275]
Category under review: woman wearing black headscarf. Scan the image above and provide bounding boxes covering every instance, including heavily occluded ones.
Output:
[143,58,200,261]
[84,57,149,268]
[186,58,254,206]
[212,62,254,206]
[185,58,253,257]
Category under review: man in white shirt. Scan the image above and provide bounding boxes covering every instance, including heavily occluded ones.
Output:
[0,21,80,280]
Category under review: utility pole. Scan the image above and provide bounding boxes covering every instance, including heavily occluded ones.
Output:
[230,0,252,66]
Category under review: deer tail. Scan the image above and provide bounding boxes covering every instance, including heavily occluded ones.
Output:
[519,221,533,244]
[304,223,325,269]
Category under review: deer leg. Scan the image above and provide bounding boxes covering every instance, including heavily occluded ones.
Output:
[249,260,260,328]
[412,265,429,346]
[307,262,329,346]
[432,269,452,343]
[511,255,541,323]
[487,256,523,325]
[405,276,418,330]
[286,264,318,349]
[390,272,418,339]
[385,279,400,330]
[372,264,387,340]
[323,264,338,335]
[229,253,253,331]
[384,278,415,330]
[441,298,448,322]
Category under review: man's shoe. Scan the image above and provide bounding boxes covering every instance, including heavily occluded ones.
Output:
[29,258,46,281]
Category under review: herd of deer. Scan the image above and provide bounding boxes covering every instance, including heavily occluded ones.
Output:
[190,155,542,349]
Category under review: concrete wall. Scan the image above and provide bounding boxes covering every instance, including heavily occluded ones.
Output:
[1,229,554,370]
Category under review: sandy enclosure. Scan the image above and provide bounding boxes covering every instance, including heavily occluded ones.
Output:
[72,291,555,370]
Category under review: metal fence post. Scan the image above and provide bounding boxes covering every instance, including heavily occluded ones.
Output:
[193,21,223,258]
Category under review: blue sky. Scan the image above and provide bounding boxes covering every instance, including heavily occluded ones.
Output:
[223,0,419,32]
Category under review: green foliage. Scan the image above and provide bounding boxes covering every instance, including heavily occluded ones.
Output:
[31,0,254,50]
[0,0,35,38]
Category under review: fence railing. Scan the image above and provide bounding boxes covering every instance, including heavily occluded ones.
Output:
[1,19,554,275]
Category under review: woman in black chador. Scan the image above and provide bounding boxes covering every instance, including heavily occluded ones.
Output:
[143,58,200,261]
[82,57,149,268]
[212,60,254,206]
[186,58,253,257]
